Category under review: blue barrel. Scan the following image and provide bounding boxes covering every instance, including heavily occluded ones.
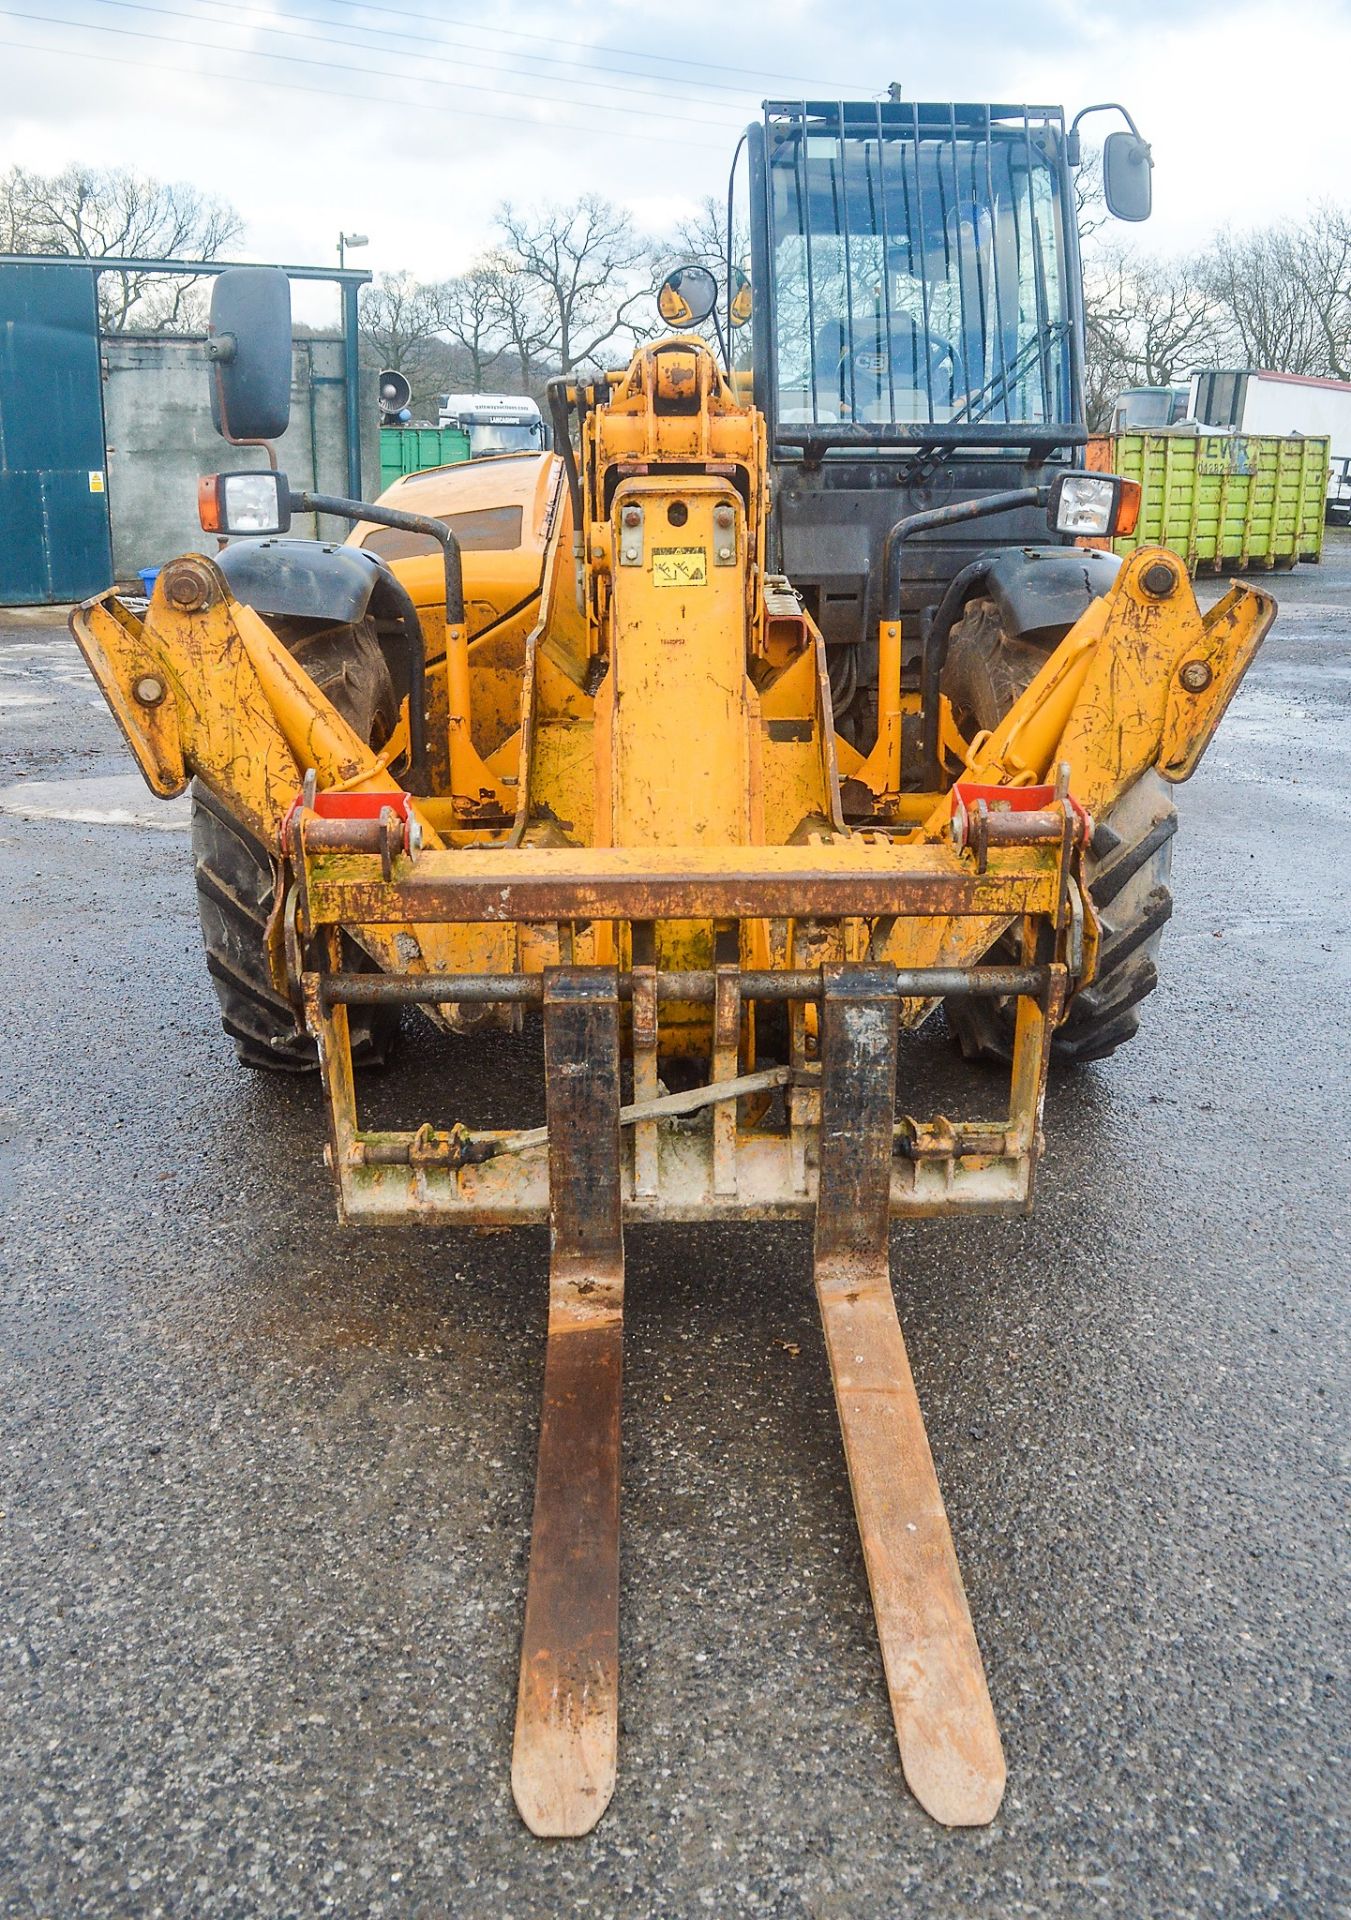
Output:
[138,566,160,597]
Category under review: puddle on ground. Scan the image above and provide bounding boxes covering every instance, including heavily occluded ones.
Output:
[0,638,94,716]
[0,774,189,830]
[1211,681,1351,754]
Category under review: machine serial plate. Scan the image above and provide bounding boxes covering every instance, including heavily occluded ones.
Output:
[652,547,707,587]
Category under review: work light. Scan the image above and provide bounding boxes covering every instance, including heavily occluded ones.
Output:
[1048,471,1141,538]
[198,469,292,536]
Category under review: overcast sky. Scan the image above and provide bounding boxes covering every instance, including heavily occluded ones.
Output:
[2,0,1348,325]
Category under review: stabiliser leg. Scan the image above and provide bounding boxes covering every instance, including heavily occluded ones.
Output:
[814,966,1006,1826]
[511,969,625,1838]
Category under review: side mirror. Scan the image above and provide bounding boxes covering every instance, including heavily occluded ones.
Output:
[1103,131,1153,223]
[206,268,293,441]
[198,469,292,537]
[657,264,718,328]
[729,267,753,329]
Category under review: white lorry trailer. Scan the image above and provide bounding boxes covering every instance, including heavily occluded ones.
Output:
[1190,369,1351,523]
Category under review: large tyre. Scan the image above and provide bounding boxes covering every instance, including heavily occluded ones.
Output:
[941,597,1176,1066]
[191,618,401,1072]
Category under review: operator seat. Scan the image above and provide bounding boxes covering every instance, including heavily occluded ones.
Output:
[815,315,956,421]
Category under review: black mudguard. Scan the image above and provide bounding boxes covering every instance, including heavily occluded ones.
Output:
[980,544,1122,643]
[214,534,429,777]
[216,536,392,625]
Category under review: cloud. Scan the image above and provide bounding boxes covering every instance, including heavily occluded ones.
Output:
[0,0,1343,321]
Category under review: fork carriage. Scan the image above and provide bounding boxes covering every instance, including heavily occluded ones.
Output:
[296,831,1077,1227]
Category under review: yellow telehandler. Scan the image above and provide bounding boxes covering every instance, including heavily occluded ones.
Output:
[71,99,1273,1837]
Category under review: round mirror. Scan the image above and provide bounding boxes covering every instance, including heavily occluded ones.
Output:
[729,267,753,329]
[657,264,719,328]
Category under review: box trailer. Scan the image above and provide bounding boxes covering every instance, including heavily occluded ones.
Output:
[1190,369,1351,523]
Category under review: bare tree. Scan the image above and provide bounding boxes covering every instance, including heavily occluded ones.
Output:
[1072,145,1108,246]
[368,200,661,409]
[0,164,243,329]
[359,270,447,368]
[1204,224,1319,373]
[438,263,507,389]
[359,258,559,416]
[470,251,549,393]
[1295,204,1351,380]
[1204,209,1351,379]
[0,168,38,253]
[355,192,777,420]
[651,194,748,281]
[1080,243,1233,428]
[1076,147,1232,426]
[492,195,650,375]
[358,270,463,419]
[1081,303,1134,432]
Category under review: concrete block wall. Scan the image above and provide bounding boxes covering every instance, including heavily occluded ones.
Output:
[101,335,372,577]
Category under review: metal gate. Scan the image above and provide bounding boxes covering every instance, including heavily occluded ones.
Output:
[0,263,113,605]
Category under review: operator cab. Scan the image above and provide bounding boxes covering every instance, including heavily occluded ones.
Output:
[762,105,1072,434]
[733,99,1149,740]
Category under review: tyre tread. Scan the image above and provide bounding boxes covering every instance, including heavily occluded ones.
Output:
[190,618,399,1073]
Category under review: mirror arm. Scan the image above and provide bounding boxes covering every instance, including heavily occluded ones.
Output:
[210,359,278,469]
[546,378,585,538]
[709,306,730,372]
[1068,101,1143,144]
[878,488,1048,787]
[1066,101,1144,167]
[725,130,748,366]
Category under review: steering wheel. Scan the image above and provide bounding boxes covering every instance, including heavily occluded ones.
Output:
[828,316,958,415]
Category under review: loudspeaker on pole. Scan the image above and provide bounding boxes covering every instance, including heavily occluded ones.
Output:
[378,368,412,426]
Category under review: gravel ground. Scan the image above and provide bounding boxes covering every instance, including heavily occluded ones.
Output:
[0,543,1347,1919]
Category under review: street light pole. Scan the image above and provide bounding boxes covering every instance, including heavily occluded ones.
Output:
[335,233,370,497]
[338,231,369,271]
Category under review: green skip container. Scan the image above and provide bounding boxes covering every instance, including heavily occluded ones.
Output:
[1086,429,1329,572]
[378,426,471,496]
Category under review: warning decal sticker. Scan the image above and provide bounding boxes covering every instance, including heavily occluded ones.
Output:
[651,547,707,588]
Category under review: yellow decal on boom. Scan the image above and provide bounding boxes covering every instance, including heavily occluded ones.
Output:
[652,547,707,588]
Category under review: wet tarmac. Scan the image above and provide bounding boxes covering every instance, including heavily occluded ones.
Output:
[0,549,1347,1918]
